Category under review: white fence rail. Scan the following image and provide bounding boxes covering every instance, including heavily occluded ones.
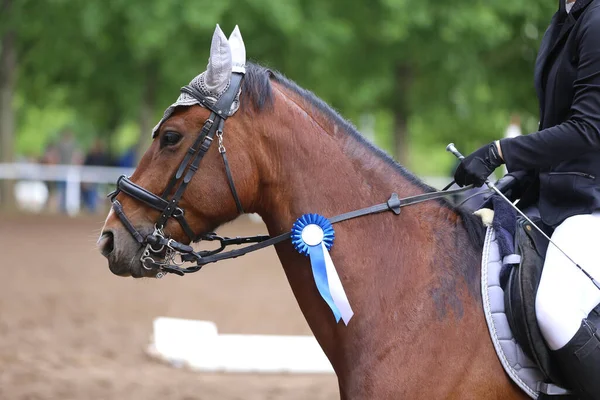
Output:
[0,163,134,183]
[0,163,134,215]
[0,162,452,215]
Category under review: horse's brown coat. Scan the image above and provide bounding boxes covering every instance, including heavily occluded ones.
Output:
[101,66,527,399]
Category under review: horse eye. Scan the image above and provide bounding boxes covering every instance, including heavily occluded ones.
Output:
[162,131,182,147]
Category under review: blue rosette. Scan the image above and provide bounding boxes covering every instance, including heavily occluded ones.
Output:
[291,214,335,255]
[291,214,353,325]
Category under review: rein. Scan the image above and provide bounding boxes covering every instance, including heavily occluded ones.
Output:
[109,69,474,278]
[146,185,473,277]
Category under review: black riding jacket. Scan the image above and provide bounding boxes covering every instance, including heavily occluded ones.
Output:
[501,0,600,227]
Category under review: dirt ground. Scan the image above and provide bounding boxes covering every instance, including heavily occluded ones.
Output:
[0,213,339,400]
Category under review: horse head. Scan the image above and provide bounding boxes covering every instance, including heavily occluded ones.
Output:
[98,25,263,277]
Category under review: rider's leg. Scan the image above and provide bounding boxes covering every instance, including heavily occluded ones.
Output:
[535,213,600,400]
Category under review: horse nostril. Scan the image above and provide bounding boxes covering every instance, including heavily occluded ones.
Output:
[98,231,115,257]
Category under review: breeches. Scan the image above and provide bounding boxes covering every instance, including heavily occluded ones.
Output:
[535,213,600,350]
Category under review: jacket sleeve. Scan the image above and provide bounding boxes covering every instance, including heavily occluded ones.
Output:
[499,8,600,171]
[495,170,537,200]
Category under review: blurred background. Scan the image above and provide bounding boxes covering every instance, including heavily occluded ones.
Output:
[0,0,555,398]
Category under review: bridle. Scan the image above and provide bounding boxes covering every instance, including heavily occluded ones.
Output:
[109,71,258,277]
[109,71,474,278]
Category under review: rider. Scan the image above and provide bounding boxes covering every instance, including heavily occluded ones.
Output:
[453,0,600,398]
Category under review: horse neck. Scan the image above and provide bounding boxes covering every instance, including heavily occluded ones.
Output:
[251,83,488,396]
[253,83,424,225]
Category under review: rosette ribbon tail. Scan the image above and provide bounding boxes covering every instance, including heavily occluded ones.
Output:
[321,242,354,325]
[291,214,354,326]
[307,243,343,323]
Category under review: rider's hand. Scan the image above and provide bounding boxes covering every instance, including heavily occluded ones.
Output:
[454,142,504,187]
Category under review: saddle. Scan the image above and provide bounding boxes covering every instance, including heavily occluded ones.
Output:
[503,216,565,388]
[502,215,600,399]
[479,195,575,398]
[479,198,600,400]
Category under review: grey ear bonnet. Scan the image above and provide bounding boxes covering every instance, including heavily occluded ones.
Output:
[151,73,239,138]
[152,25,246,138]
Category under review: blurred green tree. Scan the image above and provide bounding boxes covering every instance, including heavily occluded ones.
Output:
[1,0,18,207]
[4,0,558,180]
[283,0,556,171]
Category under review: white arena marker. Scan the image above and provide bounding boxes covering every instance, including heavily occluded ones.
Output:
[151,317,220,369]
[147,317,334,374]
[213,334,333,373]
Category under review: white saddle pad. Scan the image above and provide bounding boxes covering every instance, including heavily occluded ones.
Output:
[482,226,546,399]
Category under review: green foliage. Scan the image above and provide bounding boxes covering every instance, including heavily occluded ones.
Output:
[6,0,559,175]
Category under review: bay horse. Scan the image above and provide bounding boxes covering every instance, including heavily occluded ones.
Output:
[98,39,525,400]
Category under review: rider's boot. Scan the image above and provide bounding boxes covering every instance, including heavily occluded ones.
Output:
[553,319,600,400]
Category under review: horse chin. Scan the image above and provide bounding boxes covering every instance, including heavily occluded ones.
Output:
[102,238,157,278]
[108,265,132,277]
[108,258,161,279]
[107,249,152,278]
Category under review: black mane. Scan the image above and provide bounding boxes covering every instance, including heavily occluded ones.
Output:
[240,63,485,249]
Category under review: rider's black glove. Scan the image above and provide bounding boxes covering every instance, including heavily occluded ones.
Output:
[454,142,504,187]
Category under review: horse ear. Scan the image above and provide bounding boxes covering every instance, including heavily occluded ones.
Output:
[229,25,246,74]
[204,24,232,95]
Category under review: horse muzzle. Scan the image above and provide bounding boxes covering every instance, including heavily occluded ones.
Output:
[98,227,154,278]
